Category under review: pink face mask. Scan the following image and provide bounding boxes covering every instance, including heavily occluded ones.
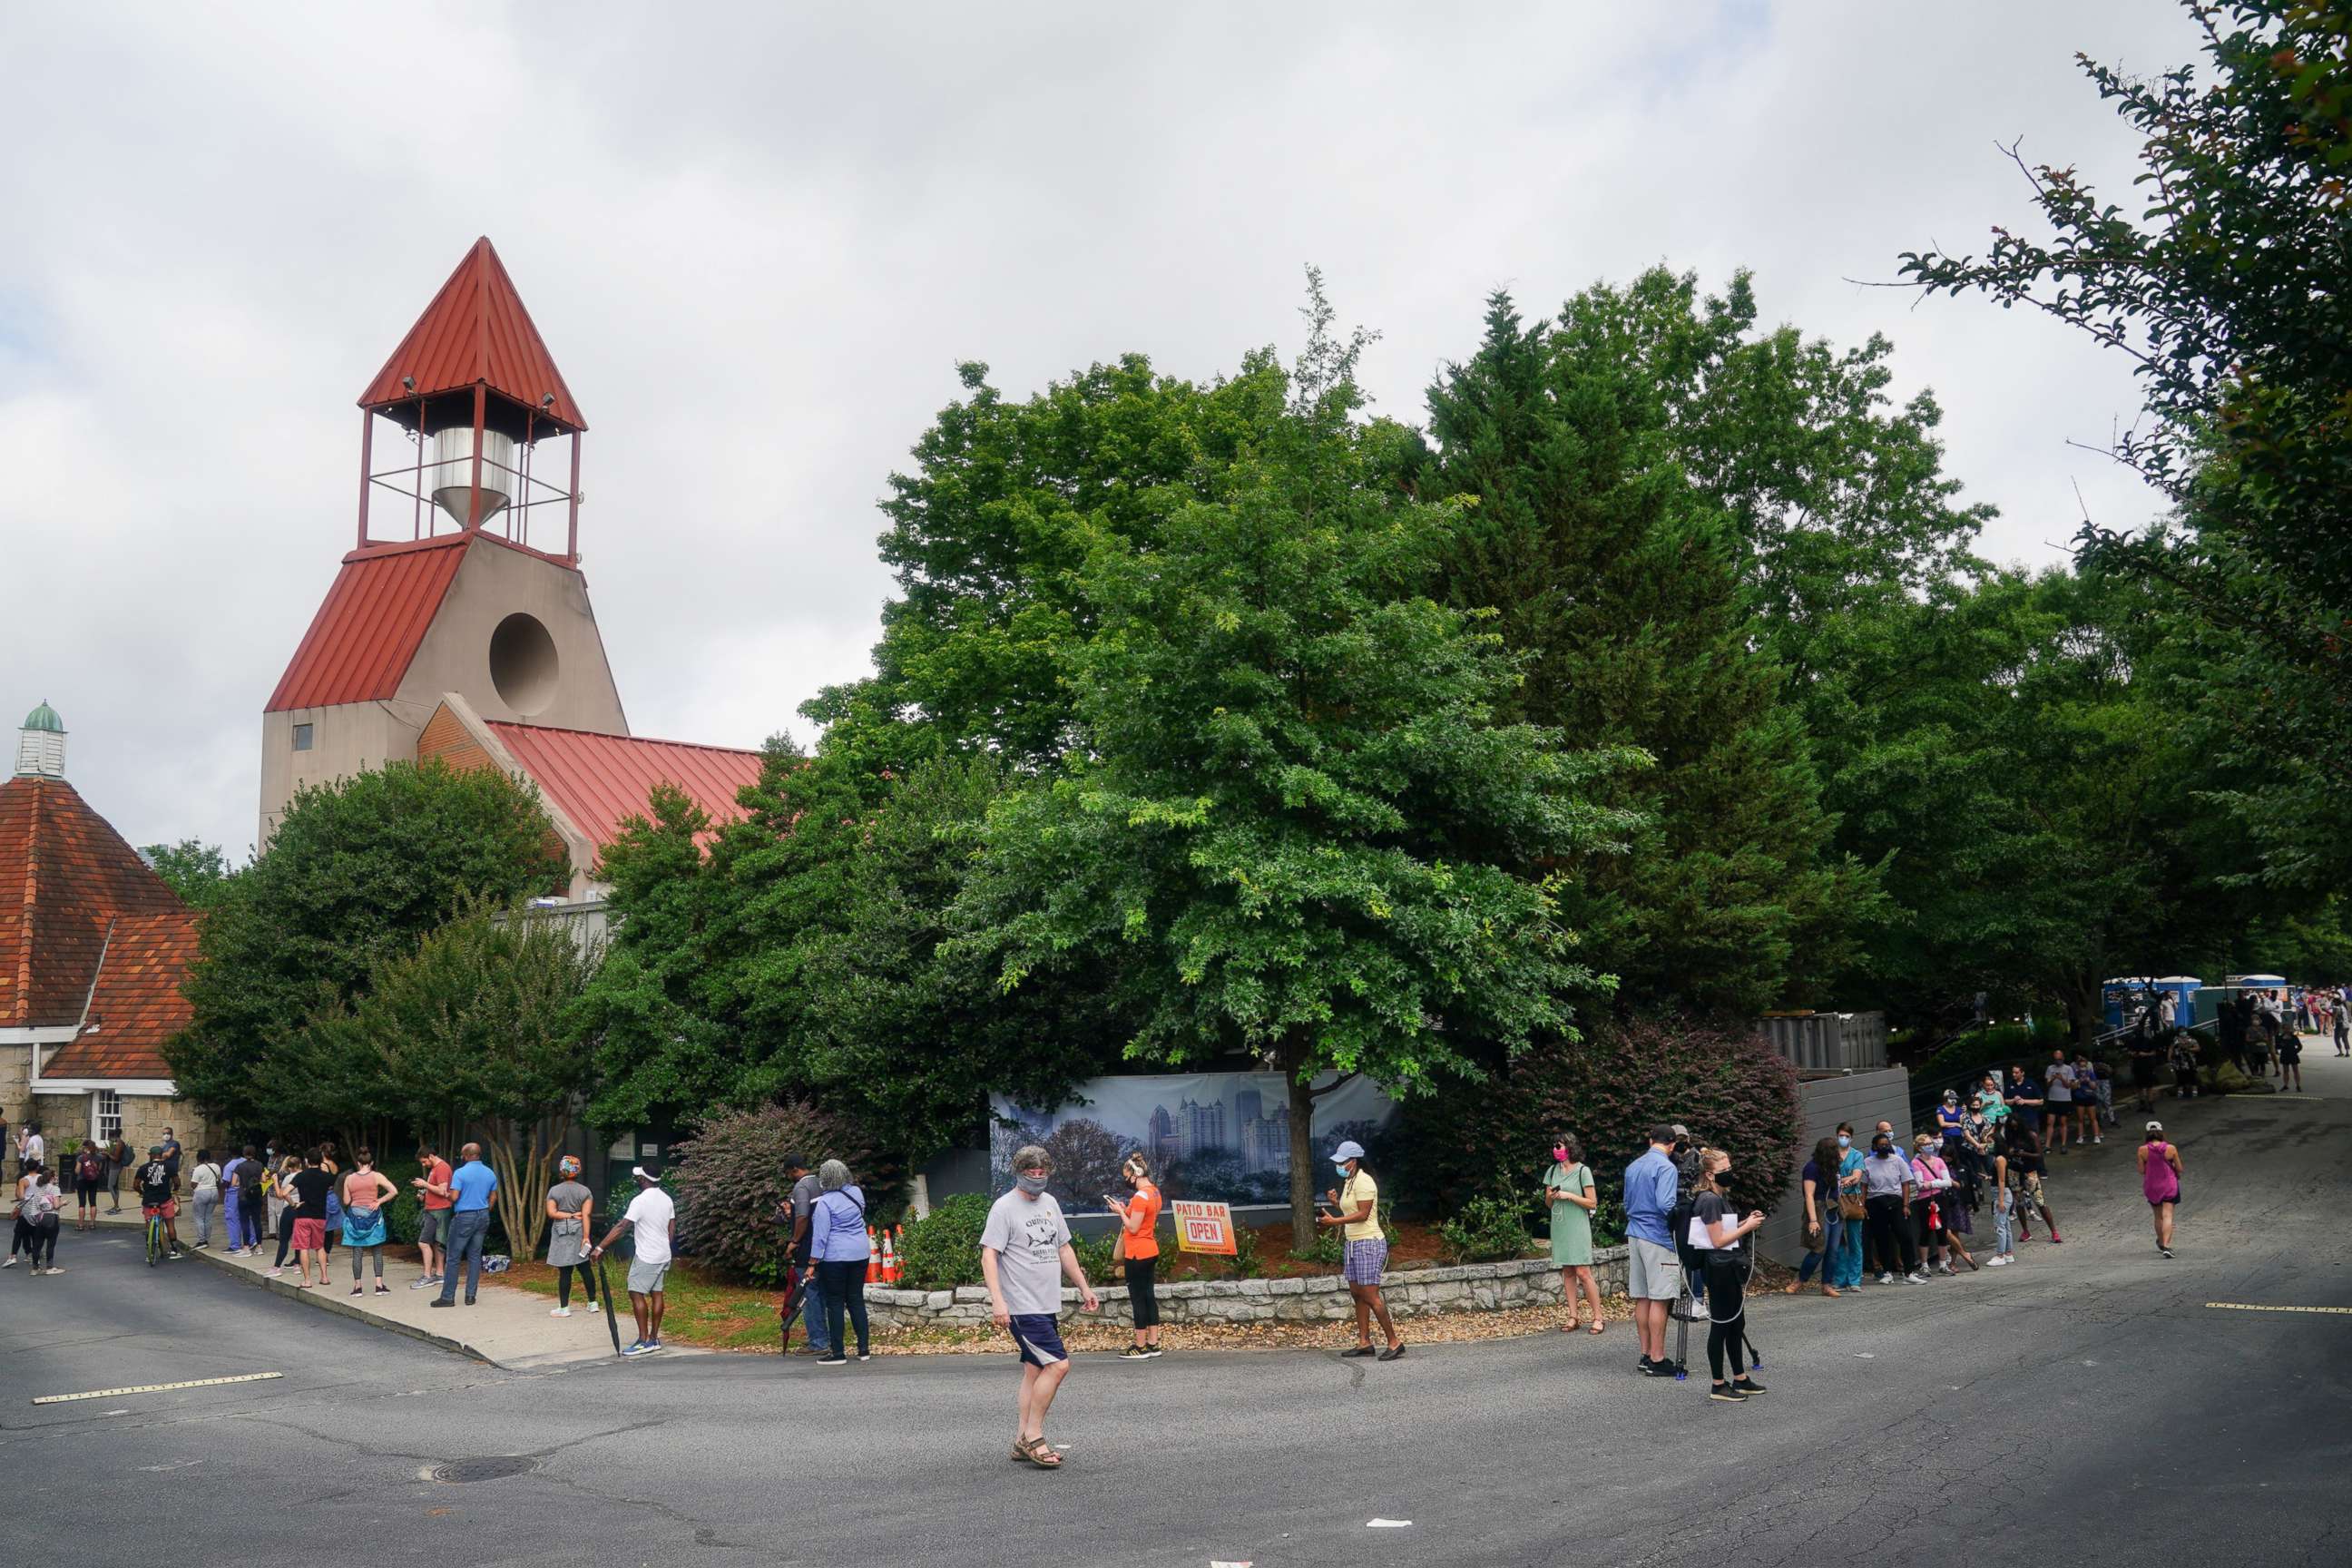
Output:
[1552,1145,1570,1164]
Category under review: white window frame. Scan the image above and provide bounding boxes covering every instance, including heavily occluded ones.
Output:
[95,1089,122,1145]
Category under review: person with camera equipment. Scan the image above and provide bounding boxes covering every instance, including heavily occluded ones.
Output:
[1687,1147,1766,1403]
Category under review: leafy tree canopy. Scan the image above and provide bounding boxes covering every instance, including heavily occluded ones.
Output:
[140,839,233,908]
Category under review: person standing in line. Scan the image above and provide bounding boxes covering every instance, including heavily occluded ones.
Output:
[1623,1125,1683,1375]
[543,1156,596,1318]
[267,1155,302,1274]
[1831,1124,1867,1292]
[1544,1135,1606,1330]
[21,1165,64,1274]
[2277,1018,2305,1093]
[809,1159,874,1366]
[73,1141,105,1230]
[188,1149,222,1250]
[318,1142,343,1260]
[2333,986,2349,1055]
[340,1149,397,1295]
[220,1147,247,1250]
[781,1152,830,1358]
[2005,1119,2061,1243]
[5,1163,39,1267]
[1105,1152,1165,1359]
[103,1132,131,1213]
[409,1144,454,1290]
[2004,1065,2044,1142]
[1911,1134,1977,1274]
[1688,1147,1767,1403]
[430,1142,498,1308]
[1785,1136,1842,1298]
[159,1127,182,1187]
[592,1166,675,1356]
[2129,1027,2165,1113]
[16,1122,43,1182]
[980,1145,1099,1469]
[1318,1140,1404,1362]
[1861,1129,1924,1284]
[2073,1054,2105,1144]
[1985,1132,2017,1267]
[2140,1122,2183,1258]
[233,1148,268,1254]
[285,1149,332,1289]
[2043,1050,2078,1152]
[2092,1057,2118,1130]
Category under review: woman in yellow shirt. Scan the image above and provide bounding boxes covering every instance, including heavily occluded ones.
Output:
[1317,1141,1403,1361]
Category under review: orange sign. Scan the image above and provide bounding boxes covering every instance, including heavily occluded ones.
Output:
[1171,1200,1238,1256]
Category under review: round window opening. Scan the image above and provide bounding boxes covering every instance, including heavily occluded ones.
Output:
[488,612,560,716]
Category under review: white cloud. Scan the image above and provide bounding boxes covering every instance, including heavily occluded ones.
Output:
[0,1,2195,854]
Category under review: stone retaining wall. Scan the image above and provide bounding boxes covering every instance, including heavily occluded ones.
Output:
[865,1246,1629,1329]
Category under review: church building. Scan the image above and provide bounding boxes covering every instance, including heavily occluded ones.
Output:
[263,238,764,897]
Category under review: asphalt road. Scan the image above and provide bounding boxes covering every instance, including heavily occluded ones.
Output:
[9,1052,2349,1568]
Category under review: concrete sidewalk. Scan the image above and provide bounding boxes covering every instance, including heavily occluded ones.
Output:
[29,1203,633,1369]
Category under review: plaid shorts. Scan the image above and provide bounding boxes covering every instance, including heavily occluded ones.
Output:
[1342,1238,1388,1285]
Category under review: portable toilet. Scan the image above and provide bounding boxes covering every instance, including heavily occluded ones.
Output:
[2105,976,2200,1032]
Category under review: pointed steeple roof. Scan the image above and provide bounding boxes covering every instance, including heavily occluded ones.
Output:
[357,238,587,432]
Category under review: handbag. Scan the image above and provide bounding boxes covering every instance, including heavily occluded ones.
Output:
[1108,1223,1126,1264]
[1838,1190,1866,1221]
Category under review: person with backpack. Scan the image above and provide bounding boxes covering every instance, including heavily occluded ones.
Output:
[232,1146,268,1254]
[1685,1147,1766,1403]
[73,1141,106,1230]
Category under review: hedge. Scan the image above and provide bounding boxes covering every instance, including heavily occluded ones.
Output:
[670,1101,887,1286]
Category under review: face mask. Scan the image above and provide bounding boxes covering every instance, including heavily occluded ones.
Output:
[1552,1145,1569,1164]
[1015,1173,1049,1196]
[1837,1134,1851,1148]
[1873,1142,1892,1155]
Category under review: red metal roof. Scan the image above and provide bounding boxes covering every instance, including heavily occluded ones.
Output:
[358,237,587,432]
[265,535,469,712]
[0,776,186,1030]
[41,911,201,1081]
[486,721,766,863]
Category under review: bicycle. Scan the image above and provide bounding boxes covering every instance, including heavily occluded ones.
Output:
[145,1207,167,1267]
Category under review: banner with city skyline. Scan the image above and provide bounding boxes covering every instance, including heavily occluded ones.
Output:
[989,1073,1397,1214]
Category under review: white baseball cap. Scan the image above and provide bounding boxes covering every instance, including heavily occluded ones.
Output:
[1330,1140,1367,1167]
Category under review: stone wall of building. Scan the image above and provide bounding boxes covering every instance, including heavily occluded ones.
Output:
[863,1249,1629,1330]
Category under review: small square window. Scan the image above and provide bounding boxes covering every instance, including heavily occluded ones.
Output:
[292,722,314,751]
[97,1090,122,1144]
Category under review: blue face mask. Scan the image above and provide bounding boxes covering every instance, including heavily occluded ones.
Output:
[1837,1134,1851,1149]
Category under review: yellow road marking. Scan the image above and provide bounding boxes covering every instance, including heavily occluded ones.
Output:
[32,1372,283,1406]
[2205,1302,2352,1315]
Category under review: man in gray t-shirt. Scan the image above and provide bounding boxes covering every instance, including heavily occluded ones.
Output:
[781,1154,828,1357]
[980,1144,1097,1469]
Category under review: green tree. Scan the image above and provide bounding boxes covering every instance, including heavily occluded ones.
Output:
[1900,0,2352,885]
[167,760,566,1134]
[346,901,601,1258]
[952,282,1642,1240]
[1421,292,1873,1016]
[140,839,233,908]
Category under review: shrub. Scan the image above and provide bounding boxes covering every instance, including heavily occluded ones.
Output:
[1394,1012,1803,1224]
[670,1101,879,1286]
[1220,1219,1264,1279]
[1296,1200,1397,1265]
[897,1191,993,1290]
[1070,1227,1119,1285]
[1438,1195,1535,1263]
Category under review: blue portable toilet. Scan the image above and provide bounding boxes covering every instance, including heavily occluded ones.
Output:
[2105,975,2201,1032]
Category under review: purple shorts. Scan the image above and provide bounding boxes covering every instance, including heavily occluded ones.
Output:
[1342,1239,1388,1286]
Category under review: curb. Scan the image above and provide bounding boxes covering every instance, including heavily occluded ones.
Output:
[181,1244,496,1367]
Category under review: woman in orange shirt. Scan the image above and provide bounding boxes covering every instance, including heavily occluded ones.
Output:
[1107,1152,1163,1360]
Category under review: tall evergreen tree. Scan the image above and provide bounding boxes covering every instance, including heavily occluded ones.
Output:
[1422,293,1872,1018]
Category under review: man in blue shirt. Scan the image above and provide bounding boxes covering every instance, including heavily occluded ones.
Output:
[430,1142,499,1308]
[1622,1123,1682,1377]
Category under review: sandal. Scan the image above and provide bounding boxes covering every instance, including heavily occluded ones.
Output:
[1011,1436,1062,1469]
[1587,1320,1605,1335]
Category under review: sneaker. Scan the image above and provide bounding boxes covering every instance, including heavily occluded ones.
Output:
[621,1340,651,1357]
[409,1276,436,1289]
[2160,1247,2174,1259]
[375,1284,391,1294]
[857,1352,872,1363]
[1905,1272,1930,1284]
[1937,1261,1957,1276]
[1986,1255,2012,1267]
[1142,1346,1163,1357]
[1120,1345,1152,1360]
[551,1307,573,1318]
[267,1267,284,1278]
[1709,1384,1747,1403]
[2047,1232,2063,1244]
[817,1353,848,1366]
[349,1287,364,1297]
[1637,1356,1661,1376]
[428,1298,454,1308]
[1877,1273,1894,1285]
[4,1258,17,1269]
[2093,1136,2104,1145]
[1731,1377,1766,1396]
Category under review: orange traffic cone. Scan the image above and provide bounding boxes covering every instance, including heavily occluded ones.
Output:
[866,1227,880,1283]
[879,1228,899,1284]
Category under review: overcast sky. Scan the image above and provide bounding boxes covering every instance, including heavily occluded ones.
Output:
[0,3,2193,858]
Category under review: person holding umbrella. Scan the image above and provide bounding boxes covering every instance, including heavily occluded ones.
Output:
[590,1166,676,1357]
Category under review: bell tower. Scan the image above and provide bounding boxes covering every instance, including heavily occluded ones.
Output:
[260,239,629,846]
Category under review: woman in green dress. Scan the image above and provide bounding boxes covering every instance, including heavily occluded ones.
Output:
[1544,1134,1603,1334]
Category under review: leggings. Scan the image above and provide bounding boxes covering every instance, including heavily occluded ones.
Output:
[816,1259,871,1357]
[1865,1194,1917,1276]
[350,1244,385,1281]
[1123,1256,1160,1329]
[27,1219,58,1267]
[1701,1256,1747,1382]
[555,1262,597,1308]
[8,1216,31,1259]
[273,1208,295,1269]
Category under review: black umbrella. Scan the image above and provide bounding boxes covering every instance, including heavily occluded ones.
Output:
[593,1253,622,1355]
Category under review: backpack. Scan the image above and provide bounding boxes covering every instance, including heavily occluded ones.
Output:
[1669,1189,1705,1279]
[76,1151,103,1183]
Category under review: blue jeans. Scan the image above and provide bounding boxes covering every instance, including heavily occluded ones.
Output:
[799,1259,831,1354]
[1829,1214,1865,1288]
[437,1209,491,1302]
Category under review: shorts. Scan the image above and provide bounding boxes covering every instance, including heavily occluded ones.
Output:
[75,1181,100,1203]
[290,1218,327,1250]
[419,1208,447,1248]
[626,1256,670,1295]
[1342,1238,1388,1286]
[1627,1237,1682,1300]
[1007,1312,1066,1367]
[142,1200,178,1221]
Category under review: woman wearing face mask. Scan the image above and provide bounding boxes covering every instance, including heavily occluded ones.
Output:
[1911,1133,1978,1274]
[1785,1136,1842,1298]
[1544,1135,1603,1332]
[1104,1152,1162,1359]
[1829,1125,1866,1291]
[1317,1142,1403,1361]
[1862,1131,1924,1284]
[1687,1148,1766,1402]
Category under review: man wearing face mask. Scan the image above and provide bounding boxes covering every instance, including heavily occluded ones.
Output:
[982,1145,1099,1469]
